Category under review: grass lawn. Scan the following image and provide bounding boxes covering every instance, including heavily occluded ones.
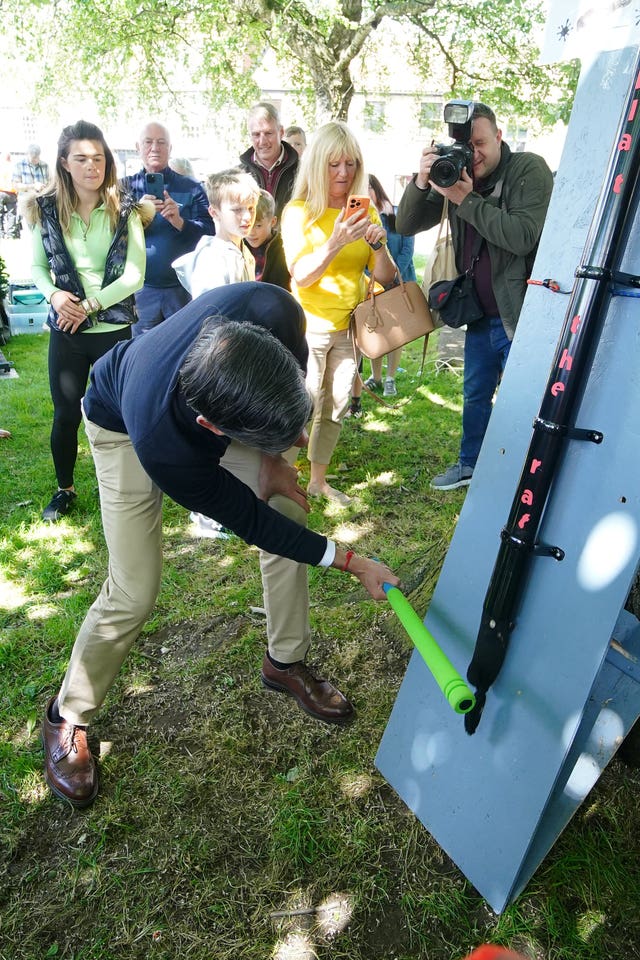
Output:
[1,326,640,960]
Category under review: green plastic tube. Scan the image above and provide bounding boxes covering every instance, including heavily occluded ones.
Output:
[383,583,475,714]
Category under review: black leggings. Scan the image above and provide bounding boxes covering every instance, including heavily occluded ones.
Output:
[48,326,131,488]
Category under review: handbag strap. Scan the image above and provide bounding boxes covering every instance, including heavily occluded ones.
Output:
[367,259,402,296]
[436,198,450,244]
[418,332,430,377]
[349,329,432,406]
[348,327,397,408]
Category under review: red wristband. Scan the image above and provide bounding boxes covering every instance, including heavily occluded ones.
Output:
[342,550,355,572]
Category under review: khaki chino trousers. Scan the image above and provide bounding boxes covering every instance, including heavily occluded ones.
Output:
[58,415,311,726]
[306,328,357,466]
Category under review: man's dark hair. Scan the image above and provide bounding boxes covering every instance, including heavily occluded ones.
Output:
[179,319,311,454]
[472,102,498,131]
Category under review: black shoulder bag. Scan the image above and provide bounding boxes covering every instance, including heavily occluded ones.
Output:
[428,231,485,329]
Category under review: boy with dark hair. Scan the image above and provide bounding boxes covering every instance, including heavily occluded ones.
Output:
[40,283,400,808]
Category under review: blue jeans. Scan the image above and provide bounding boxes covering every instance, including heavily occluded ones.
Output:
[460,316,512,469]
[132,284,191,337]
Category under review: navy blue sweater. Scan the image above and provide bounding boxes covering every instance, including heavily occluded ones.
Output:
[84,283,326,565]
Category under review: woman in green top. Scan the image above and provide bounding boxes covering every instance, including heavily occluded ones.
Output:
[28,120,149,522]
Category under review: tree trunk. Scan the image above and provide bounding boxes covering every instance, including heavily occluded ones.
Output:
[310,61,355,123]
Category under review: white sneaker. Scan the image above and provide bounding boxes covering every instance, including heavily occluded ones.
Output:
[190,512,230,539]
[383,377,397,397]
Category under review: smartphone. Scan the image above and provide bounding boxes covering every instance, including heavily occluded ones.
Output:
[144,172,165,200]
[346,195,370,221]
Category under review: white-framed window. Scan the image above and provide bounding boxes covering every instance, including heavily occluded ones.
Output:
[363,100,386,133]
[419,101,442,130]
[505,121,528,153]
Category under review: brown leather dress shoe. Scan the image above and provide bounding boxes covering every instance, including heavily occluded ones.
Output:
[261,654,355,724]
[42,697,98,808]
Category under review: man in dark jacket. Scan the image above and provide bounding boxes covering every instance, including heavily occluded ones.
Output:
[124,121,214,336]
[239,103,299,217]
[397,103,554,490]
[40,283,398,809]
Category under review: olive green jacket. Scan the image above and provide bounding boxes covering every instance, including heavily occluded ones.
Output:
[396,142,554,339]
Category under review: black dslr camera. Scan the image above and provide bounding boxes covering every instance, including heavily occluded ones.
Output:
[430,100,475,188]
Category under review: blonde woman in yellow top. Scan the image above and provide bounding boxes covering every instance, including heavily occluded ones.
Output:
[281,121,395,504]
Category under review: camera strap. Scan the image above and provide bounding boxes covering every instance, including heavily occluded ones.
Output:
[466,231,484,278]
[465,178,504,277]
[463,174,505,278]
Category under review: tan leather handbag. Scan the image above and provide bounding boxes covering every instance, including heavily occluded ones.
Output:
[351,269,434,360]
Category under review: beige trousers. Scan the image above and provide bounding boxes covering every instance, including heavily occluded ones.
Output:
[58,416,310,725]
[306,328,357,465]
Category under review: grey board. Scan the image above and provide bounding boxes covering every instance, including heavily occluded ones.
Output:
[376,46,640,913]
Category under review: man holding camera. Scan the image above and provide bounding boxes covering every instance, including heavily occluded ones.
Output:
[123,122,214,336]
[397,102,554,490]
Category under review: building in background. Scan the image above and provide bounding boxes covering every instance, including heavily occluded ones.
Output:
[0,47,567,225]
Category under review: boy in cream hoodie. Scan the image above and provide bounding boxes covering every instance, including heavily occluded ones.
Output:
[172,169,259,299]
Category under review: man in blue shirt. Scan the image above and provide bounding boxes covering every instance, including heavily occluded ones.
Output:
[124,122,214,336]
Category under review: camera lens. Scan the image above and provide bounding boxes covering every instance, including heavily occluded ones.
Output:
[430,156,461,188]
